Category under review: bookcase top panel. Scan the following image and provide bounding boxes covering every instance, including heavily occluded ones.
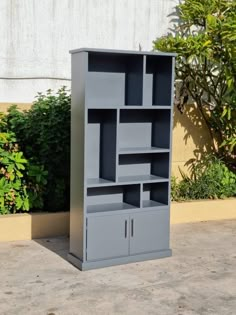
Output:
[69,47,176,57]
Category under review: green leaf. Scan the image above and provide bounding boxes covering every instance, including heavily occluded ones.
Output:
[202,40,212,47]
[16,197,23,210]
[207,14,217,28]
[23,198,30,211]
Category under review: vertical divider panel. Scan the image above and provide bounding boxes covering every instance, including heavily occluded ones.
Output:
[142,55,146,106]
[140,183,143,209]
[100,109,117,181]
[115,108,120,182]
[142,55,152,106]
[168,57,176,205]
[125,55,143,106]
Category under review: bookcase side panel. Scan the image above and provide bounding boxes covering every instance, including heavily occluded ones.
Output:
[70,52,87,261]
[168,57,176,205]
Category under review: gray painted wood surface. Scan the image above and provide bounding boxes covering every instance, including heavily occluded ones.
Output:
[69,48,175,270]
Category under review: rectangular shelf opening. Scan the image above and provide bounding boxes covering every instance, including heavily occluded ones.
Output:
[144,56,173,106]
[118,153,169,183]
[119,109,171,152]
[86,109,117,185]
[143,182,169,208]
[87,52,143,107]
[87,185,141,213]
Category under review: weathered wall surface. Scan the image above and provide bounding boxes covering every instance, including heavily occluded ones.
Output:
[0,0,178,103]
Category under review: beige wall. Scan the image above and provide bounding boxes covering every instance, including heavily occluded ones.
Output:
[172,104,212,178]
[0,102,212,178]
[0,103,32,113]
[1,199,236,241]
[0,212,69,242]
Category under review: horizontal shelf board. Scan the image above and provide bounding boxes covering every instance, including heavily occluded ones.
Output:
[87,202,137,213]
[151,105,172,108]
[123,106,171,109]
[119,147,170,154]
[87,178,114,187]
[86,106,171,109]
[70,47,177,57]
[143,200,168,208]
[86,176,169,188]
[118,175,169,183]
[86,205,169,217]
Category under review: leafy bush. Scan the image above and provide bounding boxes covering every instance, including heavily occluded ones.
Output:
[153,0,236,168]
[4,87,71,211]
[0,114,47,214]
[171,155,236,201]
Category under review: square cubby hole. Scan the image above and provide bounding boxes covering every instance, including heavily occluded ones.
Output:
[142,182,169,208]
[119,109,171,153]
[86,52,143,107]
[86,109,117,186]
[143,56,173,106]
[118,153,169,183]
[86,184,141,213]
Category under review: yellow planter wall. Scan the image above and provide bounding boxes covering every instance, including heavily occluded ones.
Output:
[0,199,236,242]
[171,199,236,224]
[0,212,69,242]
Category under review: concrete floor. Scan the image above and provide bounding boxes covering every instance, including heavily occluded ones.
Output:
[0,220,236,315]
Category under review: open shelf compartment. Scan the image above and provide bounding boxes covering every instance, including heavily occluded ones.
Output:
[86,109,117,186]
[119,109,171,153]
[143,56,173,106]
[142,182,169,208]
[118,152,169,183]
[87,184,141,214]
[86,52,143,107]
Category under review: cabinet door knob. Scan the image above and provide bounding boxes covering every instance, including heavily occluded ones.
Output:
[125,220,127,238]
[131,219,134,237]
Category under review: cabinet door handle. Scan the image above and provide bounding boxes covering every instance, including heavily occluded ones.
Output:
[125,220,127,238]
[131,219,134,237]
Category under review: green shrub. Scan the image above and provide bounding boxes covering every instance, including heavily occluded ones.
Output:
[172,155,236,201]
[0,114,47,214]
[5,87,71,211]
[153,0,236,168]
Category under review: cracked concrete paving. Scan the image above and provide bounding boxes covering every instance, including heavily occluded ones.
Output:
[0,219,236,315]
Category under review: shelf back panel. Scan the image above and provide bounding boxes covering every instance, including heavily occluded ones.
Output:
[86,52,143,107]
[87,185,140,208]
[143,182,169,206]
[145,56,173,106]
[118,153,169,179]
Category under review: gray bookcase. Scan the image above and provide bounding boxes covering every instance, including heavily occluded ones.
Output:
[68,48,176,270]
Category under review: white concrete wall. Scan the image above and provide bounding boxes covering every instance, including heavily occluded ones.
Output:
[0,0,178,103]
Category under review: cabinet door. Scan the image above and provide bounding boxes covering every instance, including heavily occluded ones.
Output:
[130,210,169,255]
[86,214,129,261]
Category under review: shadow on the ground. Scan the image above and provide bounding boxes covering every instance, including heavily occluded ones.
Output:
[34,236,69,261]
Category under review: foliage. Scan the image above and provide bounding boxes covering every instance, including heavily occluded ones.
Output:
[0,114,47,214]
[171,155,236,201]
[4,87,71,211]
[153,0,236,169]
